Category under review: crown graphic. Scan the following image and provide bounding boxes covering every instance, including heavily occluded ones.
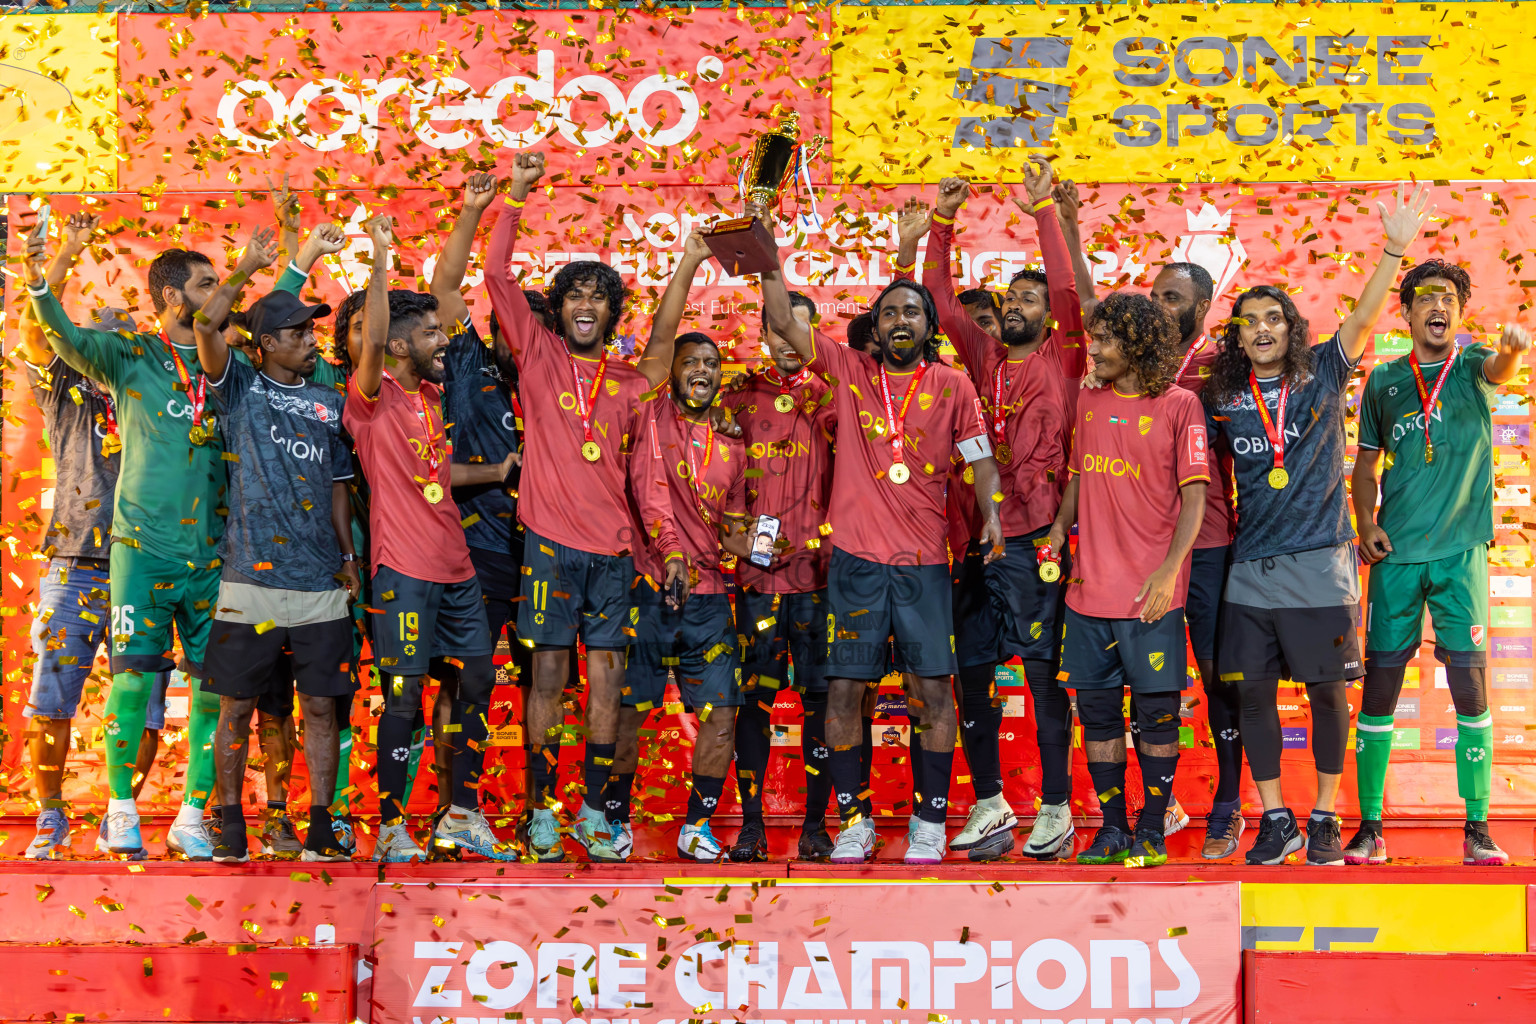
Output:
[1186,204,1232,233]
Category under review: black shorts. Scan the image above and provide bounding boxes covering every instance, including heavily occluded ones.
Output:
[737,588,829,695]
[952,542,1002,669]
[371,566,495,677]
[202,617,354,700]
[1059,606,1189,694]
[516,527,633,650]
[827,548,955,681]
[625,584,741,711]
[1218,601,1365,684]
[1186,545,1231,663]
[986,526,1067,663]
[469,545,521,602]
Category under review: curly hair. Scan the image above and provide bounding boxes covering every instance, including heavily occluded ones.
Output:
[332,289,367,373]
[870,279,943,363]
[1399,259,1472,312]
[1204,284,1313,409]
[548,261,629,344]
[1086,291,1181,397]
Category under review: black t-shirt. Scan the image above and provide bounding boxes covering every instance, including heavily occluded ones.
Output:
[25,356,118,558]
[443,323,519,554]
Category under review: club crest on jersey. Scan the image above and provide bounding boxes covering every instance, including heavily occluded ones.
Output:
[1138,415,1153,435]
[917,392,934,411]
[314,401,330,422]
[1148,651,1166,671]
[1471,625,1486,646]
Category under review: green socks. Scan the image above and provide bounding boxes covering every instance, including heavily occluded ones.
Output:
[181,684,221,810]
[105,671,154,799]
[1456,712,1493,822]
[1355,712,1395,821]
[334,721,353,814]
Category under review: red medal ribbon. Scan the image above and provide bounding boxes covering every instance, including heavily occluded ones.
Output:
[1175,334,1207,382]
[1249,371,1288,472]
[100,392,118,436]
[989,360,1018,443]
[570,352,609,449]
[386,371,442,476]
[1410,346,1456,455]
[763,367,809,393]
[162,333,205,427]
[679,411,717,527]
[878,360,929,465]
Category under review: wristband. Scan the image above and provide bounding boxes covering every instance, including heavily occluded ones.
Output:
[932,213,955,226]
[891,259,915,274]
[1384,249,1405,258]
[505,196,526,208]
[1031,197,1055,212]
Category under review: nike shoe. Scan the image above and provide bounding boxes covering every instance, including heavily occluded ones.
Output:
[677,823,723,861]
[1126,826,1168,868]
[967,826,1015,862]
[96,809,145,860]
[729,818,769,863]
[435,807,518,861]
[905,819,948,865]
[523,808,565,863]
[427,807,463,862]
[573,803,622,863]
[26,808,70,860]
[1076,825,1134,865]
[371,822,426,864]
[948,794,1018,851]
[1022,802,1076,860]
[213,814,250,864]
[168,817,214,861]
[797,820,835,861]
[1201,811,1245,860]
[1343,821,1386,865]
[609,820,634,860]
[1306,814,1346,866]
[831,820,876,864]
[1463,821,1510,866]
[260,811,303,858]
[1246,810,1304,866]
[301,817,349,863]
[1163,797,1190,837]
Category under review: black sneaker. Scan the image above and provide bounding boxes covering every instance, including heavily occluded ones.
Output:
[1246,810,1303,865]
[1127,825,1168,868]
[730,818,769,863]
[302,814,349,863]
[1306,814,1345,866]
[1076,825,1134,865]
[213,813,250,864]
[1343,821,1386,865]
[797,821,835,861]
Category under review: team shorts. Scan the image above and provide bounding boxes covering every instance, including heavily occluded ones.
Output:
[826,548,955,681]
[516,527,633,650]
[1186,545,1232,664]
[952,542,1003,669]
[986,526,1068,662]
[109,541,220,675]
[1366,547,1489,667]
[371,565,495,677]
[737,588,828,694]
[1059,606,1189,694]
[625,583,741,711]
[201,580,356,700]
[1218,602,1365,684]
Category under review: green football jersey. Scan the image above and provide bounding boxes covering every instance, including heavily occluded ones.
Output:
[1357,343,1499,563]
[28,264,308,567]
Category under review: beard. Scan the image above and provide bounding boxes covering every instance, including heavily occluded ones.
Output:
[1177,305,1199,343]
[411,346,445,384]
[672,378,719,410]
[1001,315,1044,348]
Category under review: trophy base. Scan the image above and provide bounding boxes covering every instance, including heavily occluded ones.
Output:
[703,217,779,276]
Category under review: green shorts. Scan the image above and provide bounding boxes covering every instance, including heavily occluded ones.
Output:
[1365,547,1489,667]
[109,541,220,675]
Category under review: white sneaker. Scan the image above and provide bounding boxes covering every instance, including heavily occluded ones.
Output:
[677,823,722,861]
[1023,802,1077,860]
[831,820,876,864]
[905,818,948,865]
[949,794,1018,850]
[371,821,426,863]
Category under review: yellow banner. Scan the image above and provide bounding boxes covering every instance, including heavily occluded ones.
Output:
[832,3,1517,182]
[1242,883,1527,953]
[0,13,117,192]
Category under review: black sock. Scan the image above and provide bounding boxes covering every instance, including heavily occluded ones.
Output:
[602,772,635,823]
[450,701,490,811]
[1087,759,1129,833]
[733,697,773,821]
[802,693,831,825]
[583,742,617,815]
[957,662,1002,800]
[1136,752,1179,835]
[1025,659,1072,804]
[527,742,558,809]
[376,714,414,824]
[859,714,874,816]
[219,805,246,849]
[916,741,954,824]
[830,744,864,825]
[307,805,334,846]
[686,774,726,826]
[1205,678,1244,815]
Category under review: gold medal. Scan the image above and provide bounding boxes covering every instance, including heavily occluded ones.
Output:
[1425,440,1435,464]
[188,425,206,446]
[1268,467,1289,490]
[888,462,911,485]
[1039,560,1061,583]
[774,393,795,414]
[103,433,122,456]
[423,482,444,504]
[996,442,1013,466]
[963,466,975,484]
[581,440,602,462]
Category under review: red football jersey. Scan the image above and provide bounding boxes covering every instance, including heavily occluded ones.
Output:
[1173,335,1237,550]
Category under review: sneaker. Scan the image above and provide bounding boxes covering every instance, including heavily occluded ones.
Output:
[1246,810,1304,866]
[1201,811,1245,860]
[435,807,518,861]
[729,818,769,863]
[905,818,948,865]
[332,817,356,856]
[677,822,723,861]
[96,809,145,859]
[301,817,349,863]
[609,820,634,860]
[213,815,250,864]
[260,811,304,858]
[797,820,835,861]
[831,819,876,864]
[427,807,463,862]
[26,808,70,860]
[1127,826,1168,868]
[168,818,214,861]
[967,826,1015,862]
[1343,822,1386,865]
[949,794,1018,851]
[523,808,566,863]
[1022,802,1076,860]
[1463,821,1510,866]
[1076,825,1134,865]
[1163,797,1190,837]
[1306,814,1346,866]
[372,821,426,863]
[574,803,623,863]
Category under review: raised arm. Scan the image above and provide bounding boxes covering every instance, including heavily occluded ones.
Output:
[1483,323,1531,385]
[1339,184,1436,363]
[432,172,499,330]
[353,216,394,402]
[892,196,930,277]
[1010,156,1086,377]
[637,231,711,387]
[21,223,117,382]
[267,172,302,267]
[924,177,996,374]
[1053,179,1099,319]
[285,222,347,287]
[760,238,813,364]
[15,213,97,366]
[194,227,279,383]
[484,152,552,367]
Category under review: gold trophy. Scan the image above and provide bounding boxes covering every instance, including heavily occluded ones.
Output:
[705,111,825,276]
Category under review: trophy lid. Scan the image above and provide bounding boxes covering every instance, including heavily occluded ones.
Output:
[772,110,802,138]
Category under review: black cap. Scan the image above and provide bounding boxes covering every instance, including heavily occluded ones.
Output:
[247,290,333,346]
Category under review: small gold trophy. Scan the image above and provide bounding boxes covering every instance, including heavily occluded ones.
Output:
[704,111,825,276]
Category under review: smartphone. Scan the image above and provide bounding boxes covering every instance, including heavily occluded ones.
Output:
[32,203,50,240]
[748,514,782,568]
